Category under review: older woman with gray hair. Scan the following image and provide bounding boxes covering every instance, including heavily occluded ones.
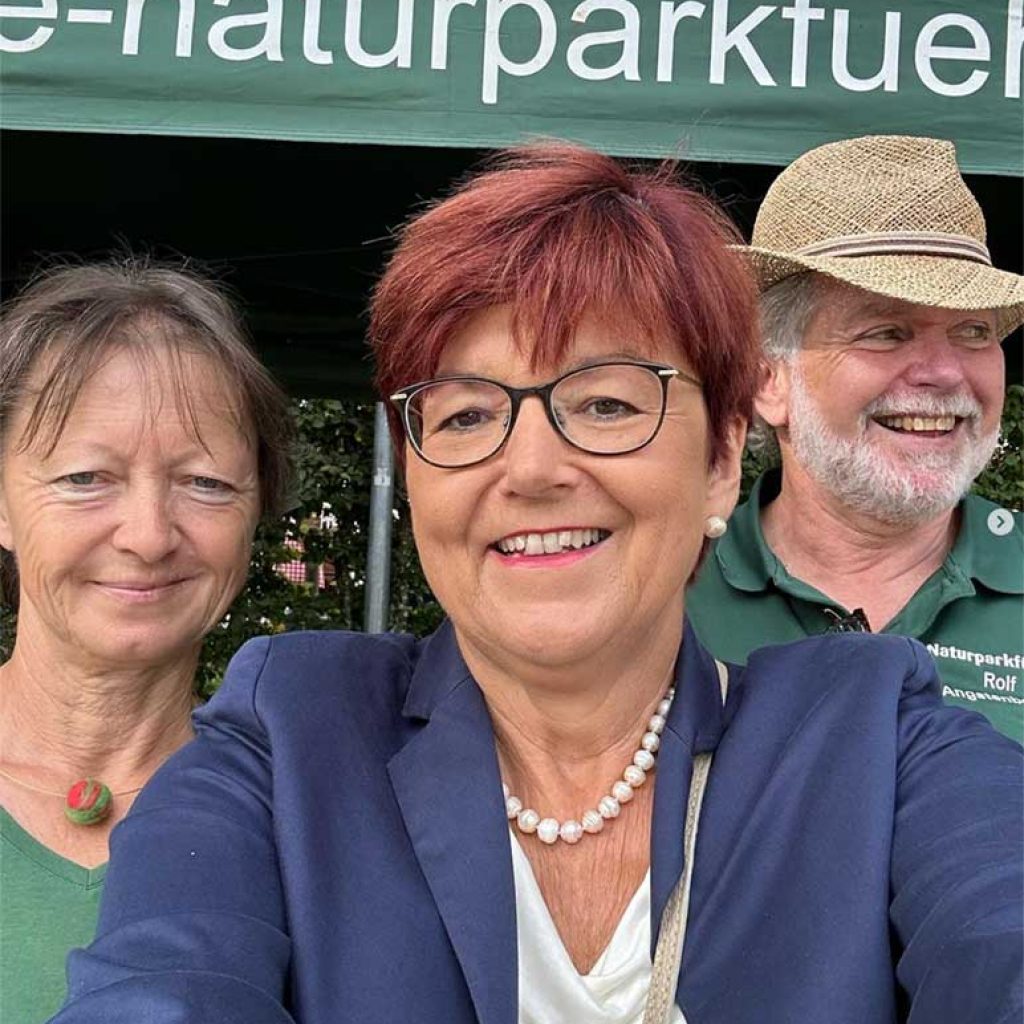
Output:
[0,258,293,1021]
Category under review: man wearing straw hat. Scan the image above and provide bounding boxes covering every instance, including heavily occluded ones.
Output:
[688,135,1024,741]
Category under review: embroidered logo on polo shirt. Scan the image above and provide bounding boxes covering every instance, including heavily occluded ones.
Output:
[928,642,1023,703]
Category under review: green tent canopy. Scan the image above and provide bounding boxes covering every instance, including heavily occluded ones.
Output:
[1,0,1022,172]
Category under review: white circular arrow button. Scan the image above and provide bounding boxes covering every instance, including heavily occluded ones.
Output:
[987,508,1014,537]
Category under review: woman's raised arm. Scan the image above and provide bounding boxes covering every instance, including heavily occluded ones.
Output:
[890,640,1023,1023]
[50,637,295,1024]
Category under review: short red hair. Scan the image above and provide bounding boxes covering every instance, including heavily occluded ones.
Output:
[370,143,759,466]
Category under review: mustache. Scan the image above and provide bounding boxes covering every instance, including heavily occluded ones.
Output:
[863,391,983,420]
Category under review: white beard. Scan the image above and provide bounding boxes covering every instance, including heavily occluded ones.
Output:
[786,367,999,527]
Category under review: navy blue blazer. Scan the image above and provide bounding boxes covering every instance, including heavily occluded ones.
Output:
[52,622,1022,1023]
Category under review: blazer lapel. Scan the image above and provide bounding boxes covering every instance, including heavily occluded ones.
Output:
[651,620,729,944]
[387,620,728,1017]
[388,624,517,1024]
[651,710,690,938]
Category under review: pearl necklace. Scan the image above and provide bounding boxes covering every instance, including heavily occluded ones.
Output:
[503,688,674,846]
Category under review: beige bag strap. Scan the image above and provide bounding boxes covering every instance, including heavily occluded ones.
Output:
[642,659,729,1024]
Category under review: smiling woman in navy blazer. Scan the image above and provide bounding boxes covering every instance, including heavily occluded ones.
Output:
[52,146,1022,1024]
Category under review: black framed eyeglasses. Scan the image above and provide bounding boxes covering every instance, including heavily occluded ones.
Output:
[390,360,701,469]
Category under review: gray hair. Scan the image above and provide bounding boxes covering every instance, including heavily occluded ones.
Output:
[747,271,823,458]
[759,271,822,362]
[0,256,295,604]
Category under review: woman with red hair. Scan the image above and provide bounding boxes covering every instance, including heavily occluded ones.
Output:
[52,146,1021,1024]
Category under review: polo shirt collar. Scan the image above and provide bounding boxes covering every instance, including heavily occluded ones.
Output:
[716,469,1023,598]
[713,469,783,594]
[948,495,1023,595]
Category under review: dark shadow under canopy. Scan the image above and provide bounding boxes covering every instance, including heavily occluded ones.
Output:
[2,130,1021,395]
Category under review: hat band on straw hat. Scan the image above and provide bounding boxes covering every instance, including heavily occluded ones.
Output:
[796,231,991,265]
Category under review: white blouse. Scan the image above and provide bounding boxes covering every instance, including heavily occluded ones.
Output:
[511,834,688,1024]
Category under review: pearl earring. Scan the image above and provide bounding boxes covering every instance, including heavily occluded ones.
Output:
[704,515,728,539]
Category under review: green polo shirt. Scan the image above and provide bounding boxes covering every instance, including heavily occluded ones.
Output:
[687,470,1024,741]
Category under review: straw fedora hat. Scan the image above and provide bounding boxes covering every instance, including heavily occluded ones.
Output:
[744,135,1024,339]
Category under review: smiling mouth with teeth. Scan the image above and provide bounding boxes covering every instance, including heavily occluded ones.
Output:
[872,414,959,434]
[494,528,610,556]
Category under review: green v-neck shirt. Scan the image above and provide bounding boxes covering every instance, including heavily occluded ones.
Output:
[0,808,105,1023]
[687,471,1024,741]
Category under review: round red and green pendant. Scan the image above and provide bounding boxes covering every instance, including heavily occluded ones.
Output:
[64,778,113,826]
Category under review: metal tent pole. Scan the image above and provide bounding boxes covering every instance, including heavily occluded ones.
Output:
[364,402,395,633]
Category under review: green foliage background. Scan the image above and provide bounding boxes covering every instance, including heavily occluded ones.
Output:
[1,385,1021,687]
